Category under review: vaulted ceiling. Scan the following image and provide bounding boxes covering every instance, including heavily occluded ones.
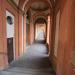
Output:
[19,0,55,11]
[11,0,55,24]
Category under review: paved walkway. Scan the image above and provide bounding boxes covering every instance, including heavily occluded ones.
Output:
[0,43,55,75]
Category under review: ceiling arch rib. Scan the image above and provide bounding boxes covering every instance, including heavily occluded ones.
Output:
[35,17,47,25]
[32,12,47,24]
[33,12,47,20]
[19,0,26,10]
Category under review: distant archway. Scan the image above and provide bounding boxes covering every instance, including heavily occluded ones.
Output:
[34,17,47,43]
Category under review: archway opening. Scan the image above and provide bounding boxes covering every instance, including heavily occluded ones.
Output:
[34,17,47,43]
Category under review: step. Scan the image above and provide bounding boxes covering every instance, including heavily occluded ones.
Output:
[0,71,54,75]
[7,67,52,71]
[4,67,54,74]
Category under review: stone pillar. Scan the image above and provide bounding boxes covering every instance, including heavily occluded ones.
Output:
[23,14,26,51]
[18,11,24,56]
[29,18,34,44]
[47,15,50,44]
[46,15,52,54]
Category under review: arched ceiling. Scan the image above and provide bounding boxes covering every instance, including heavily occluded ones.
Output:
[19,0,54,11]
[23,0,51,25]
[11,0,56,10]
[11,0,55,24]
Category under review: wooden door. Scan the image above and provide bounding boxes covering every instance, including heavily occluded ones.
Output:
[7,38,14,63]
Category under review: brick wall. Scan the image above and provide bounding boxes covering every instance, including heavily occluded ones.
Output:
[0,0,24,70]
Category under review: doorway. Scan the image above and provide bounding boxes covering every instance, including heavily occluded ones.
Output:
[6,11,15,64]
